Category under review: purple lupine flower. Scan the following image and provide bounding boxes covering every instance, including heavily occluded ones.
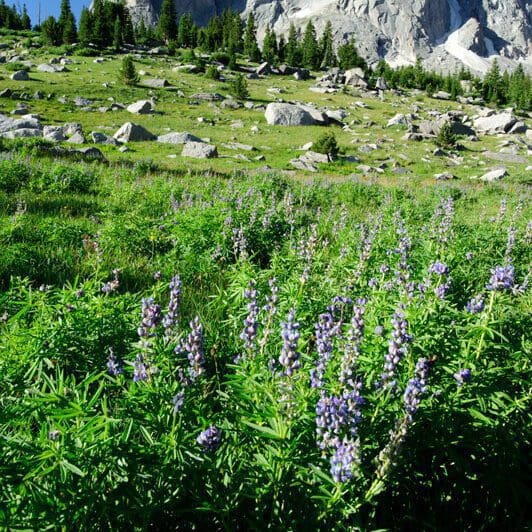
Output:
[182,316,205,380]
[173,390,185,413]
[197,425,222,452]
[299,224,319,283]
[403,358,430,421]
[486,264,515,291]
[106,348,123,376]
[239,280,259,357]
[453,368,472,386]
[497,197,507,222]
[340,303,365,385]
[428,262,449,276]
[48,430,61,441]
[465,252,474,261]
[381,309,412,389]
[368,278,377,288]
[133,353,149,382]
[279,309,301,377]
[505,226,516,263]
[380,263,390,275]
[163,275,182,339]
[466,294,485,314]
[330,440,359,483]
[311,312,336,388]
[374,325,384,337]
[138,297,162,338]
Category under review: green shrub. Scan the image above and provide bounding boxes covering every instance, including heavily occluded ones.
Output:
[229,73,249,100]
[435,121,458,149]
[313,131,339,157]
[211,52,231,65]
[5,62,29,72]
[31,165,97,193]
[204,65,220,80]
[118,55,139,86]
[0,159,31,192]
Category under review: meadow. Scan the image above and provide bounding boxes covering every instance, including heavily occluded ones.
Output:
[0,35,531,531]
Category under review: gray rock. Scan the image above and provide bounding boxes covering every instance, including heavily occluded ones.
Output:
[74,97,92,107]
[482,151,528,164]
[91,131,119,145]
[0,88,13,98]
[2,128,42,139]
[37,63,60,73]
[325,109,348,122]
[265,103,328,126]
[114,122,156,142]
[375,77,388,90]
[157,132,202,145]
[293,68,310,81]
[33,90,44,100]
[142,78,170,88]
[10,70,29,81]
[302,151,331,164]
[182,141,218,158]
[11,106,29,115]
[66,131,86,144]
[480,167,508,181]
[345,68,367,88]
[434,91,451,100]
[77,147,105,159]
[290,158,317,172]
[508,121,527,134]
[127,100,154,114]
[434,172,456,180]
[63,122,83,136]
[474,112,517,134]
[43,125,66,142]
[190,92,223,101]
[387,113,411,128]
[222,142,256,151]
[256,62,271,76]
[118,145,131,152]
[220,99,242,109]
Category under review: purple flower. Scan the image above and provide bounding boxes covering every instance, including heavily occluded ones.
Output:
[381,309,412,389]
[466,294,485,314]
[197,425,222,452]
[486,265,515,291]
[133,353,149,382]
[403,358,430,421]
[453,368,471,386]
[138,297,162,338]
[330,440,359,483]
[239,279,259,357]
[163,275,181,339]
[428,262,449,276]
[182,316,205,380]
[311,312,336,388]
[465,252,473,261]
[48,430,61,441]
[173,390,185,413]
[279,309,301,377]
[340,303,365,385]
[106,348,123,376]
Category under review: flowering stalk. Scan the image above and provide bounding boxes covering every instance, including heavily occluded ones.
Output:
[163,274,181,341]
[239,279,259,361]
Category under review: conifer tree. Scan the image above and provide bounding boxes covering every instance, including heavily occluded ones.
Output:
[91,0,106,48]
[319,21,335,68]
[277,34,286,63]
[243,13,261,62]
[78,7,92,46]
[178,12,195,48]
[21,5,30,30]
[113,16,122,51]
[337,38,365,71]
[302,21,319,70]
[157,0,177,44]
[123,9,135,45]
[119,55,139,86]
[262,26,278,64]
[41,16,61,46]
[482,60,502,103]
[58,0,76,44]
[285,23,301,66]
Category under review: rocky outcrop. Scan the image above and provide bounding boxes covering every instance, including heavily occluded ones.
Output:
[265,103,328,126]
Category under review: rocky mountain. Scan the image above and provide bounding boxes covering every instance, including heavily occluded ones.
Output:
[124,0,532,74]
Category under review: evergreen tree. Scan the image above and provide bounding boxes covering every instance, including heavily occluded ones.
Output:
[204,15,222,52]
[243,13,260,62]
[113,16,122,51]
[91,0,106,48]
[319,21,335,68]
[136,19,147,44]
[482,60,502,103]
[58,0,76,43]
[123,9,135,45]
[78,7,92,46]
[302,21,319,70]
[21,5,31,30]
[262,26,278,64]
[337,38,365,71]
[157,0,177,44]
[285,23,301,66]
[41,16,62,46]
[119,55,139,85]
[277,34,286,63]
[178,12,196,48]
[230,73,249,100]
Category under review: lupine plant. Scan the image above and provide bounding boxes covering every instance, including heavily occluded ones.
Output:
[0,163,530,530]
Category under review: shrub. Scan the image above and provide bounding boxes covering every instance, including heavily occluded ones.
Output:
[204,65,220,80]
[5,62,29,72]
[313,131,339,157]
[229,73,249,100]
[31,165,97,193]
[118,55,139,86]
[0,159,31,192]
[435,121,458,149]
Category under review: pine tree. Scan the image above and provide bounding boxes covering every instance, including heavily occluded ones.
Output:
[230,73,249,100]
[21,5,31,30]
[243,13,260,62]
[41,16,61,46]
[78,7,92,46]
[91,0,106,48]
[123,9,135,45]
[302,21,319,70]
[58,0,76,44]
[113,16,122,51]
[285,23,301,66]
[482,60,502,104]
[319,21,335,68]
[178,12,195,48]
[136,19,147,44]
[157,0,177,44]
[119,55,139,86]
[262,26,278,64]
[277,34,286,63]
[337,38,365,71]
[204,15,222,52]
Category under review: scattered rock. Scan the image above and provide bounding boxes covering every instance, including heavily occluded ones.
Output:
[114,122,156,142]
[508,121,527,134]
[479,167,508,181]
[265,103,328,126]
[142,78,171,88]
[387,113,411,128]
[63,122,83,136]
[482,151,528,164]
[222,142,256,151]
[293,68,310,81]
[0,88,13,98]
[190,92,223,101]
[157,132,202,145]
[74,97,92,107]
[43,125,66,142]
[182,141,218,159]
[127,100,154,114]
[37,63,65,73]
[10,70,29,81]
[91,131,119,145]
[434,172,456,180]
[474,112,517,134]
[77,146,105,160]
[66,131,86,144]
[0,113,42,138]
[118,145,130,153]
[345,68,367,88]
[433,91,451,100]
[256,62,271,76]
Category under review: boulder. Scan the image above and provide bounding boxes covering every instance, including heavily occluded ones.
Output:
[10,70,29,81]
[142,78,171,88]
[479,167,508,182]
[2,128,42,139]
[182,141,218,159]
[37,63,63,73]
[434,91,451,100]
[256,62,271,76]
[345,68,367,88]
[508,121,527,134]
[221,142,256,151]
[293,68,310,81]
[127,100,154,114]
[113,122,156,143]
[190,92,223,101]
[419,119,476,137]
[387,113,412,128]
[474,112,517,134]
[74,97,92,107]
[0,113,42,138]
[63,122,83,136]
[43,125,66,142]
[264,103,328,126]
[375,77,388,90]
[77,147,105,159]
[157,132,202,145]
[91,131,119,145]
[278,64,296,75]
[66,131,86,144]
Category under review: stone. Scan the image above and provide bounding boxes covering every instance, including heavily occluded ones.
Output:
[127,100,154,114]
[387,113,411,128]
[190,92,223,101]
[0,113,42,138]
[74,97,92,107]
[293,68,310,81]
[2,128,42,139]
[345,68,367,88]
[434,172,456,180]
[222,142,256,151]
[277,64,296,75]
[37,63,60,73]
[264,103,328,126]
[77,147,105,159]
[114,122,156,142]
[419,119,476,137]
[359,144,378,153]
[290,158,317,172]
[172,64,199,73]
[10,106,29,115]
[482,151,528,164]
[256,62,271,76]
[375,77,388,90]
[66,131,86,144]
[157,132,202,145]
[182,141,218,158]
[479,167,508,181]
[43,125,66,142]
[325,109,348,123]
[63,122,83,136]
[91,131,119,145]
[142,78,171,88]
[33,90,44,100]
[220,99,242,109]
[474,112,517,134]
[508,121,527,134]
[118,145,130,153]
[10,70,29,81]
[0,88,13,98]
[302,151,331,164]
[434,91,451,100]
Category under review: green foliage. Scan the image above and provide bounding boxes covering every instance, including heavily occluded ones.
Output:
[243,12,261,62]
[302,21,319,70]
[435,121,459,149]
[229,73,249,100]
[204,64,220,80]
[285,23,301,67]
[262,25,278,64]
[337,38,366,71]
[41,16,62,46]
[157,0,177,44]
[177,12,197,48]
[5,61,29,72]
[320,21,336,68]
[313,131,339,157]
[118,55,139,86]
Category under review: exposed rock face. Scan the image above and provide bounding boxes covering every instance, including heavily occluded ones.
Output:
[265,103,328,126]
[123,0,531,74]
[114,122,157,142]
[182,141,218,158]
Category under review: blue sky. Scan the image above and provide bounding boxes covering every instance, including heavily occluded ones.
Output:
[8,0,87,26]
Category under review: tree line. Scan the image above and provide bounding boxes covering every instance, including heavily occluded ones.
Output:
[0,0,31,31]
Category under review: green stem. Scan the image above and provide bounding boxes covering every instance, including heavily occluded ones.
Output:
[475,290,495,361]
